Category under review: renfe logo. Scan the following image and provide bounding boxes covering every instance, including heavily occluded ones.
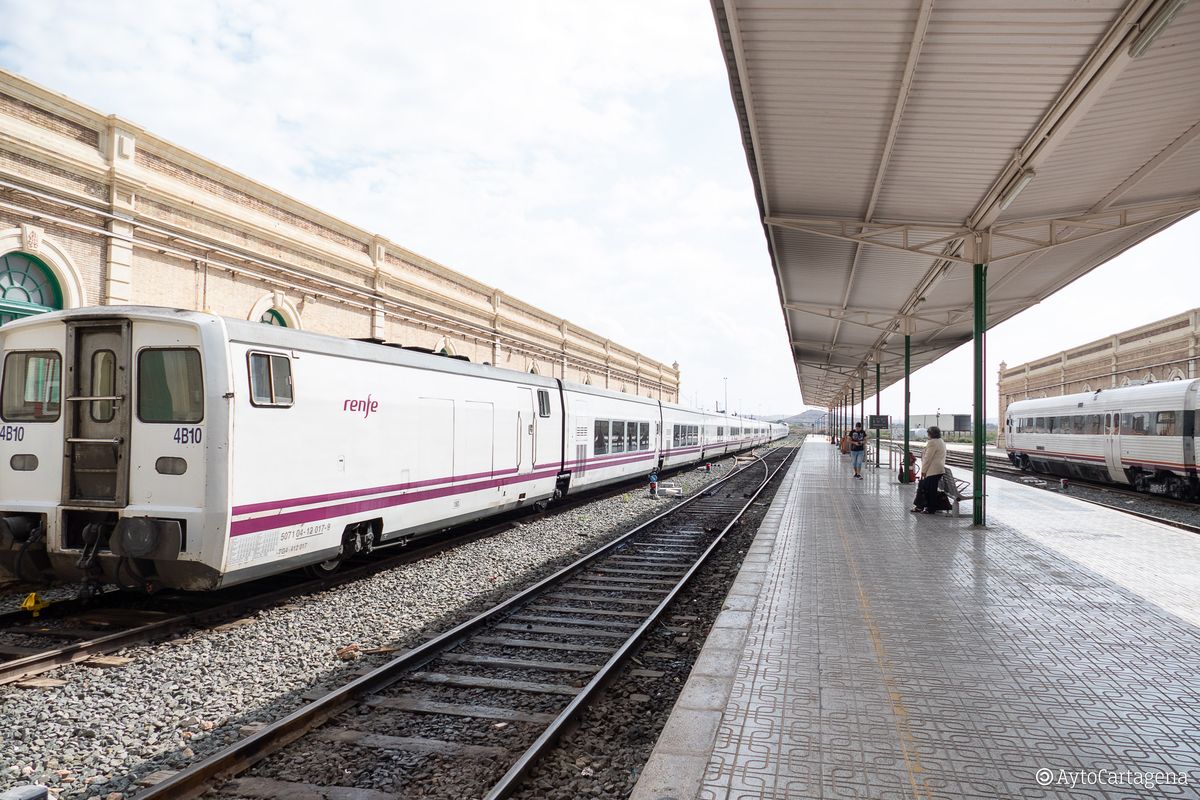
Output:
[344,395,379,418]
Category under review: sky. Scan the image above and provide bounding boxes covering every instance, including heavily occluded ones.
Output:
[0,1,1195,420]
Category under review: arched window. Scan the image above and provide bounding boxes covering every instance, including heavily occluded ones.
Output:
[249,293,301,329]
[260,308,287,326]
[0,252,62,326]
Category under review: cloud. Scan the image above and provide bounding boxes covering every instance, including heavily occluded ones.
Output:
[0,0,806,412]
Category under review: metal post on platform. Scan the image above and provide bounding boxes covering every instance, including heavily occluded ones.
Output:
[973,260,988,526]
[859,374,865,433]
[901,333,911,483]
[850,386,855,429]
[875,361,881,467]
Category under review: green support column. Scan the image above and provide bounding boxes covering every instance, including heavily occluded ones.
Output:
[973,261,988,525]
[901,334,911,483]
[860,376,865,432]
[874,361,881,467]
[850,387,855,429]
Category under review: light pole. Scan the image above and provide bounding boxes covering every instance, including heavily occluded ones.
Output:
[723,377,728,415]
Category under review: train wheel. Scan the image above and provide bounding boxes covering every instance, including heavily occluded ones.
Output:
[304,557,341,579]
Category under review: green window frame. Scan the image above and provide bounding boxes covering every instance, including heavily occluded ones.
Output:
[0,252,63,327]
[260,309,287,327]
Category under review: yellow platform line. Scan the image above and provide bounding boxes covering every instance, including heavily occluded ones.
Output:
[833,497,930,800]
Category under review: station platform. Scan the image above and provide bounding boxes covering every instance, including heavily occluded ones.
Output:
[631,441,1200,799]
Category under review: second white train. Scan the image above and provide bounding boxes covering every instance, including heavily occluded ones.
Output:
[1005,379,1200,499]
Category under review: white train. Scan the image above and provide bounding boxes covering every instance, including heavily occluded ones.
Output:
[0,307,787,590]
[1004,380,1200,499]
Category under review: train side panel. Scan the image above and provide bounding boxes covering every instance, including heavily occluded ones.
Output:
[222,342,561,583]
[561,386,661,493]
[1006,380,1199,497]
[660,405,707,468]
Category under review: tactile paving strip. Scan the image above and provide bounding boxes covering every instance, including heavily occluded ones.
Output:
[699,442,1200,800]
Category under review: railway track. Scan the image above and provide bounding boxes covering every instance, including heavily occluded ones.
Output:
[879,441,1200,534]
[0,455,749,688]
[137,446,797,800]
[950,453,1200,535]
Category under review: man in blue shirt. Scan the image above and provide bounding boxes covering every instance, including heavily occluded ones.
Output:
[849,422,867,479]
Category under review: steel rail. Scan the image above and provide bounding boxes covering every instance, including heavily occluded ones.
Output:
[483,447,793,799]
[138,447,794,800]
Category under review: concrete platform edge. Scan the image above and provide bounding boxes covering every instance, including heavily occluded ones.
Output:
[628,451,803,800]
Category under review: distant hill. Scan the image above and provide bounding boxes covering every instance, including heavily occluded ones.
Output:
[763,409,826,426]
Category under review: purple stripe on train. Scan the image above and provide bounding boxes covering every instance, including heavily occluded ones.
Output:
[230,467,563,537]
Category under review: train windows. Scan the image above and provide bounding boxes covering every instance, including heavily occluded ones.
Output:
[1056,416,1070,432]
[140,348,204,423]
[690,425,698,446]
[1,350,61,422]
[537,389,551,418]
[1156,411,1178,436]
[625,421,637,452]
[639,422,650,450]
[1085,414,1101,435]
[594,420,609,455]
[611,421,625,453]
[1071,416,1083,433]
[247,352,293,408]
[1120,412,1150,435]
[717,426,724,437]
[90,350,116,423]
[1034,417,1045,433]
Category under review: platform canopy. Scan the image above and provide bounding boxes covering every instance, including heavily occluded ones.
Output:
[713,0,1200,407]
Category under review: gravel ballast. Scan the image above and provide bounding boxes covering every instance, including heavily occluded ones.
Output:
[0,458,752,799]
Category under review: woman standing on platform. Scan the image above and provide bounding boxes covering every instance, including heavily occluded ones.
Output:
[913,426,946,514]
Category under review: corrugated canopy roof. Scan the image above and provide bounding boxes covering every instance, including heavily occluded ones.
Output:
[713,0,1200,407]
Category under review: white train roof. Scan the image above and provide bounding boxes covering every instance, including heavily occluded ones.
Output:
[1006,380,1200,416]
[3,306,778,424]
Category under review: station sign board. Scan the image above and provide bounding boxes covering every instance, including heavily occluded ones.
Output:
[868,414,890,430]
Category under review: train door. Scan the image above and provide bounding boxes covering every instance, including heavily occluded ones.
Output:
[1103,411,1127,483]
[517,387,534,475]
[63,320,131,506]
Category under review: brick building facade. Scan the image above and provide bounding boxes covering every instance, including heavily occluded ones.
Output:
[0,69,680,400]
[997,309,1200,447]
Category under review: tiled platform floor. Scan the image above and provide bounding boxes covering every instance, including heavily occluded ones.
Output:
[633,441,1200,799]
